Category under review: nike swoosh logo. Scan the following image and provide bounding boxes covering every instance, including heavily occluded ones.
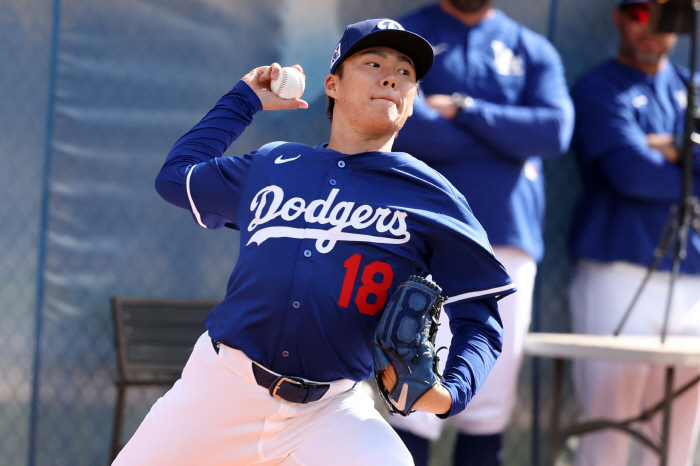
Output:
[275,154,301,164]
[391,383,409,412]
[432,43,449,56]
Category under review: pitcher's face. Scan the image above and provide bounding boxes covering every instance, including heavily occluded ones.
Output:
[326,47,418,138]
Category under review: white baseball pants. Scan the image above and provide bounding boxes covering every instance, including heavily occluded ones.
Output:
[570,259,700,466]
[389,247,536,438]
[112,332,413,466]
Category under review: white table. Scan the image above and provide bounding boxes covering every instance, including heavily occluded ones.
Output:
[525,333,700,466]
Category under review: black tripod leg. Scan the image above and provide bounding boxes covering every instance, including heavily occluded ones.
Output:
[661,250,681,343]
[691,199,700,238]
[661,196,695,341]
[614,206,679,336]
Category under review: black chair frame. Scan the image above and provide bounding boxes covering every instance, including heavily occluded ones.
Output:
[110,297,219,462]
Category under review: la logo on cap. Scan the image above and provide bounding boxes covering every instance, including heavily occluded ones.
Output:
[330,43,342,68]
[377,20,404,30]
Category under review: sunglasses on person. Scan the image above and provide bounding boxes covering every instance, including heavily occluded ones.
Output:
[623,3,651,26]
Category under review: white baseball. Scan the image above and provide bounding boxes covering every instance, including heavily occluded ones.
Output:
[270,67,305,100]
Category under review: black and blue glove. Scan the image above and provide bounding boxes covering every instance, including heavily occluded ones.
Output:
[372,275,447,416]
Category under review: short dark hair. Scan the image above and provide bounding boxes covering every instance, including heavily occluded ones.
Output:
[326,61,345,122]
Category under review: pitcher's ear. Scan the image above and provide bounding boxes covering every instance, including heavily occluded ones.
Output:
[325,74,338,99]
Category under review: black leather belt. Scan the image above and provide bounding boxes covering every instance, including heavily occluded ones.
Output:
[212,338,330,404]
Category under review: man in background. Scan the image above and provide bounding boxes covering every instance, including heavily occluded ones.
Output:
[568,1,700,465]
[389,1,574,465]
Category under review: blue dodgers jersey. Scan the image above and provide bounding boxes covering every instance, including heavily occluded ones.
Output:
[394,6,574,262]
[158,82,514,384]
[570,59,700,274]
[192,144,513,383]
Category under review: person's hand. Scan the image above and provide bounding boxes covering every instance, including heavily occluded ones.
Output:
[425,94,459,120]
[647,133,679,163]
[380,363,452,415]
[241,63,308,111]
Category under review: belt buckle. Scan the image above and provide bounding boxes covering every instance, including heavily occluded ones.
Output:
[271,376,307,399]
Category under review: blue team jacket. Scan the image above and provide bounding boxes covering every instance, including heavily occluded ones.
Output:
[394,6,574,262]
[570,59,700,275]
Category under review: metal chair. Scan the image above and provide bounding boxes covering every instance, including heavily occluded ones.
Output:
[110,297,219,462]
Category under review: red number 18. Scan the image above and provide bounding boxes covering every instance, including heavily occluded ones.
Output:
[338,254,394,315]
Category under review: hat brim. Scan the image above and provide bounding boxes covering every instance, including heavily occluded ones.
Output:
[618,0,648,7]
[340,29,434,80]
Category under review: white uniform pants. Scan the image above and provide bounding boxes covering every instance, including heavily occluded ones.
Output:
[570,259,700,466]
[389,247,536,439]
[113,332,413,466]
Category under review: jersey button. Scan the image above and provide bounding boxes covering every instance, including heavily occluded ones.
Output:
[338,161,345,168]
[329,179,337,186]
[304,249,312,258]
[282,351,290,358]
[292,301,300,308]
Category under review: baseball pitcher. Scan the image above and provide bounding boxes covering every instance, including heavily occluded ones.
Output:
[113,18,515,466]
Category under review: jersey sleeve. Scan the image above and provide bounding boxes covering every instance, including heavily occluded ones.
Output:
[452,37,574,161]
[155,81,263,229]
[427,196,515,304]
[183,152,255,230]
[425,194,515,417]
[438,297,502,418]
[394,96,493,164]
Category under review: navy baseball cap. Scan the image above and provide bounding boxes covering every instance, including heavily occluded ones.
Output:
[619,0,648,6]
[330,19,434,80]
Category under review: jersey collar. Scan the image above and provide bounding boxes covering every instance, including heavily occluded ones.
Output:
[314,143,416,168]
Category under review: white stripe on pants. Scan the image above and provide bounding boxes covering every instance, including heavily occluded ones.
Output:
[113,332,413,466]
[570,259,700,466]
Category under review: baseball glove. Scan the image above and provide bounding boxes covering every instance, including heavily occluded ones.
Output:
[372,275,447,416]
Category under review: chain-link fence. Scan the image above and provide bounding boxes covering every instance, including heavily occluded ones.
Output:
[2,0,698,465]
